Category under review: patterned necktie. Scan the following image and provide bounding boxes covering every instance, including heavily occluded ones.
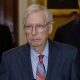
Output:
[36,55,46,80]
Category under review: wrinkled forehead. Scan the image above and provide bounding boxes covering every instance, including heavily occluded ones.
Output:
[27,10,46,19]
[25,11,47,24]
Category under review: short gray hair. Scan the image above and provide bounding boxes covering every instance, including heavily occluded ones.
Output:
[24,4,53,25]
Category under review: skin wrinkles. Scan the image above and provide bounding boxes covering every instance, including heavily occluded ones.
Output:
[24,11,52,54]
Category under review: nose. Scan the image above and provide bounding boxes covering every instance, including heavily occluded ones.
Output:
[32,26,37,35]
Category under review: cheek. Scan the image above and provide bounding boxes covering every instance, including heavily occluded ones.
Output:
[24,31,31,40]
[26,34,31,39]
[40,30,49,40]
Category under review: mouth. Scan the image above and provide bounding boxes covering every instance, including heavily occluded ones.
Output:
[31,38,40,41]
[32,38,39,40]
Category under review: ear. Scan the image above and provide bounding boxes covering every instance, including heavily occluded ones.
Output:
[48,24,53,34]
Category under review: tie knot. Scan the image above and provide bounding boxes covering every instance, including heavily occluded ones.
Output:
[39,55,44,64]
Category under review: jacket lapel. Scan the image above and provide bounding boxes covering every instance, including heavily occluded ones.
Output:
[19,41,61,80]
[46,41,61,80]
[19,44,34,80]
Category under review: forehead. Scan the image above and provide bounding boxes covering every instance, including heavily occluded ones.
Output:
[25,11,46,24]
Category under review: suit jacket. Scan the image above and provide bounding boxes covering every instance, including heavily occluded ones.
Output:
[53,19,80,80]
[0,25,13,62]
[0,40,78,80]
[54,19,80,48]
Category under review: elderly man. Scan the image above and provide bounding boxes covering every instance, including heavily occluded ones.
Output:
[0,4,78,80]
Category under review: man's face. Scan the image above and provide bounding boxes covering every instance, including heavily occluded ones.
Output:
[24,11,52,48]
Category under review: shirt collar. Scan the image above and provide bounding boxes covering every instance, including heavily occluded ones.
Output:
[31,41,49,61]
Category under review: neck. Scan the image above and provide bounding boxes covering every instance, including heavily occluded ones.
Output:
[32,42,47,55]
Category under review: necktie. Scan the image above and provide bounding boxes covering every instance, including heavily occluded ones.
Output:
[36,55,46,80]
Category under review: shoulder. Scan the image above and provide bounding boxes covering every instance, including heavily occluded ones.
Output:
[54,41,77,53]
[2,43,30,58]
[56,20,74,32]
[51,41,78,59]
[0,25,10,31]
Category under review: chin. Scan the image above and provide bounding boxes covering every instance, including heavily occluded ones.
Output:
[31,43,40,47]
[30,41,42,47]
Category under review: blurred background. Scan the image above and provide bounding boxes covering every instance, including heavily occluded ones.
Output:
[0,0,80,47]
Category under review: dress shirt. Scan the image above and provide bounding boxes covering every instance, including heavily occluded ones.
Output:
[31,41,49,79]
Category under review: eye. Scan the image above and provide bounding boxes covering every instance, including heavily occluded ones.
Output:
[36,24,44,28]
[25,26,30,28]
[25,25,33,29]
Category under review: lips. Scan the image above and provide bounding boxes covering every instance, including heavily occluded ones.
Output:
[31,39,40,41]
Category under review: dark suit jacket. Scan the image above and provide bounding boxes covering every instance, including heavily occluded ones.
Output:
[54,19,80,48]
[0,41,78,80]
[0,25,13,62]
[53,19,80,80]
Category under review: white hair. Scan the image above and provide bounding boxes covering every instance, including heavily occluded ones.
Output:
[24,4,53,25]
